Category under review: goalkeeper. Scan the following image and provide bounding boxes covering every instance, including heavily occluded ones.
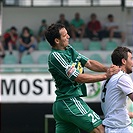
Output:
[45,23,119,133]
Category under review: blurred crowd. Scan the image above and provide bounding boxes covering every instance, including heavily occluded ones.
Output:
[0,12,126,64]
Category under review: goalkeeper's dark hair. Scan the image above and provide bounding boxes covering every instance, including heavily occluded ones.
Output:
[111,46,132,66]
[45,23,65,46]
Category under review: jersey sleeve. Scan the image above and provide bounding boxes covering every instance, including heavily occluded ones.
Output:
[50,52,80,81]
[117,75,133,96]
[79,53,89,67]
[70,45,89,67]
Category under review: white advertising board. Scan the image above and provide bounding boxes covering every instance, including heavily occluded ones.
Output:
[0,73,56,103]
[0,73,133,103]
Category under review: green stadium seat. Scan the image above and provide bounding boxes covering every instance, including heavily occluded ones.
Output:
[37,54,49,72]
[89,41,101,51]
[3,54,17,72]
[21,54,34,72]
[21,68,33,73]
[90,53,103,63]
[3,68,16,73]
[37,54,48,64]
[3,54,17,64]
[105,41,118,51]
[21,54,34,64]
[37,68,48,73]
[105,54,112,64]
[38,41,51,50]
[71,41,84,50]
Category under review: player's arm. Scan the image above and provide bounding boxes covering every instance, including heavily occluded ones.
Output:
[75,73,107,83]
[85,59,120,73]
[85,59,108,72]
[72,47,108,72]
[74,55,120,83]
[75,66,117,83]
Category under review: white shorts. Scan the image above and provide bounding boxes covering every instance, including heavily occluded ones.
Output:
[105,125,133,133]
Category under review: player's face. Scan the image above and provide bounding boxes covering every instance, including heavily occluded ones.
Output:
[125,52,133,74]
[58,28,70,49]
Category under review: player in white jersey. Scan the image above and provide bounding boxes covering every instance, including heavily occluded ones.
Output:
[101,46,133,133]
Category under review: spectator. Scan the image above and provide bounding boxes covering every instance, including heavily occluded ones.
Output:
[86,13,103,40]
[70,12,85,41]
[56,13,70,35]
[103,14,126,44]
[38,19,48,42]
[0,41,5,64]
[18,26,35,63]
[2,26,18,54]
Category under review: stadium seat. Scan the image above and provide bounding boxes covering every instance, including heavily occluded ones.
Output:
[2,68,16,73]
[37,68,48,73]
[3,54,18,72]
[71,41,84,50]
[21,54,34,64]
[105,41,118,51]
[38,41,51,50]
[37,54,48,64]
[105,54,112,64]
[21,54,34,72]
[36,54,49,72]
[89,41,101,51]
[89,53,103,63]
[21,68,33,73]
[3,54,17,64]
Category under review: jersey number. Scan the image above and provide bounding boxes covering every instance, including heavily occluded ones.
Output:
[88,112,100,123]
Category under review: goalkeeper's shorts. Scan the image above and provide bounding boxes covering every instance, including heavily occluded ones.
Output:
[53,97,102,133]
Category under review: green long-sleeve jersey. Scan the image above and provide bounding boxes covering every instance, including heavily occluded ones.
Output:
[48,45,89,101]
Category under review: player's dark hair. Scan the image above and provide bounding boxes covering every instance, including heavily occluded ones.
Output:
[45,23,65,46]
[111,46,132,66]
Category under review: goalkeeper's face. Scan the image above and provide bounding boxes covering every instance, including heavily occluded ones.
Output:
[57,28,70,50]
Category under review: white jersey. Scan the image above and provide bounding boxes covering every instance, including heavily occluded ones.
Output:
[101,71,133,128]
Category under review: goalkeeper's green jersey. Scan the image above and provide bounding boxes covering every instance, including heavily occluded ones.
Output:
[48,45,89,101]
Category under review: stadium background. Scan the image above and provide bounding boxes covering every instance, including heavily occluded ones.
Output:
[0,0,133,133]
